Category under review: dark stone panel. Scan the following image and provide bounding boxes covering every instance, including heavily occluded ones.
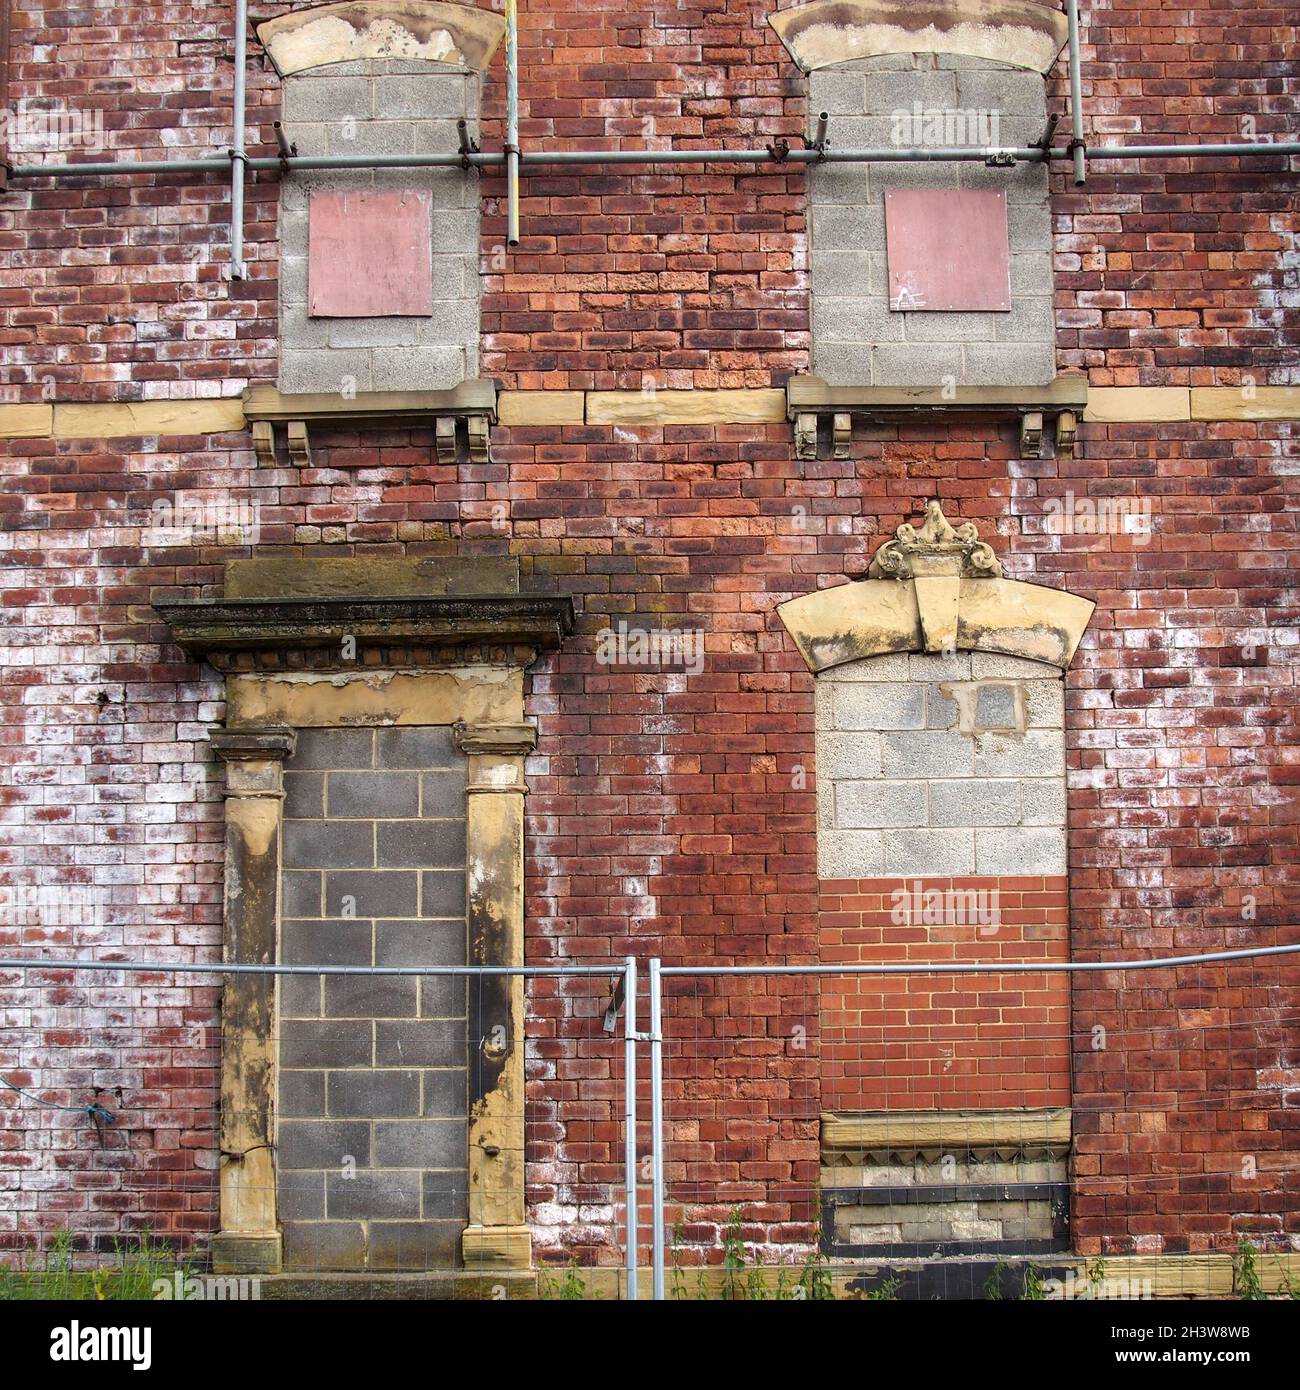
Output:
[367,1220,462,1270]
[282,1221,367,1271]
[374,919,465,969]
[375,726,458,769]
[327,1068,421,1117]
[420,770,467,817]
[278,1119,372,1170]
[420,869,465,917]
[281,919,373,967]
[323,973,419,1020]
[373,1119,466,1169]
[281,870,323,919]
[422,1170,470,1221]
[291,728,375,771]
[283,770,324,819]
[284,819,375,870]
[325,1169,422,1221]
[376,818,466,869]
[278,1069,326,1116]
[375,1022,466,1068]
[324,869,419,918]
[327,771,419,819]
[280,1019,373,1069]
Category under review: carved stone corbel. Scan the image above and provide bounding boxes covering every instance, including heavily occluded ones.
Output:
[795,411,819,460]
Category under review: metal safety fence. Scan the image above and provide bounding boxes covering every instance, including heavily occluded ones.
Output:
[1,943,1299,1300]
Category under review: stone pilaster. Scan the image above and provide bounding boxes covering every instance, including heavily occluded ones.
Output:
[453,721,536,1269]
[209,726,296,1274]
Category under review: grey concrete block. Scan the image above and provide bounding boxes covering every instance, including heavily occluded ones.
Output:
[929,777,1022,828]
[285,820,375,870]
[279,1119,372,1170]
[293,728,375,770]
[420,976,466,1019]
[413,299,479,347]
[327,117,417,158]
[326,1169,422,1220]
[909,652,971,682]
[881,827,976,875]
[423,1070,466,1117]
[836,779,927,829]
[975,825,1066,875]
[281,304,332,350]
[880,729,974,778]
[902,310,999,342]
[1021,779,1067,827]
[422,1170,469,1220]
[325,869,419,919]
[812,340,875,385]
[378,819,466,869]
[1007,201,1053,253]
[834,681,925,731]
[811,249,881,297]
[375,1022,466,1067]
[419,772,469,811]
[281,919,373,967]
[1007,251,1055,295]
[808,69,866,116]
[861,70,957,115]
[377,726,459,769]
[374,1119,465,1168]
[816,731,883,781]
[819,114,899,148]
[328,772,420,818]
[324,973,419,1019]
[428,256,466,301]
[280,255,309,307]
[284,771,323,819]
[970,653,1050,681]
[280,348,374,396]
[976,683,1021,727]
[925,684,960,730]
[816,828,883,880]
[283,76,374,125]
[864,160,961,195]
[328,1068,421,1118]
[374,75,469,120]
[282,870,324,919]
[960,159,1050,201]
[420,870,465,917]
[281,1019,373,1069]
[993,296,1055,344]
[807,163,871,207]
[872,342,964,387]
[430,207,478,252]
[411,121,465,155]
[811,203,883,252]
[368,1220,462,1270]
[962,341,1055,386]
[823,653,912,682]
[327,317,424,350]
[369,345,467,391]
[279,1070,326,1118]
[814,295,903,343]
[278,1172,325,1221]
[281,976,322,1020]
[972,728,1064,779]
[955,70,1047,117]
[375,921,466,969]
[282,1221,366,1270]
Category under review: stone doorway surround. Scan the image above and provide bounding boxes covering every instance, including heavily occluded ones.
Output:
[156,555,572,1273]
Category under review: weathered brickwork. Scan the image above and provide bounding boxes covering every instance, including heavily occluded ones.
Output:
[1,1,1297,1270]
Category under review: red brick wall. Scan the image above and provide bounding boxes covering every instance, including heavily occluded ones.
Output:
[820,876,1071,1111]
[1,2,1297,1265]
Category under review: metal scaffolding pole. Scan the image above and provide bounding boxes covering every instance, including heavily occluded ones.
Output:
[504,0,521,247]
[229,0,249,279]
[648,957,666,1302]
[1066,0,1086,185]
[622,954,639,1302]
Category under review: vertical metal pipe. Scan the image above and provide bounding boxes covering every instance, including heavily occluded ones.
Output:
[504,0,521,246]
[1066,0,1086,186]
[622,954,638,1300]
[229,0,249,278]
[648,957,666,1300]
[813,111,829,152]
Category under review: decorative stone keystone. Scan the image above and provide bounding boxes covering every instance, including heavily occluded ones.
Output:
[208,726,296,1275]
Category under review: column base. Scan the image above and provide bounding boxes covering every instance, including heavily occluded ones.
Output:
[462,1224,532,1269]
[211,1231,282,1275]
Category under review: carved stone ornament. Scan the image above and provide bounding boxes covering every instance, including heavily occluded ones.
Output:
[868,500,1002,580]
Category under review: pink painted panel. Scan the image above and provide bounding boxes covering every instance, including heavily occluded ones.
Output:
[884,189,1011,313]
[308,189,434,317]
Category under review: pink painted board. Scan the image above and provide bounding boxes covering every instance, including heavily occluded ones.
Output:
[308,188,434,318]
[884,189,1011,313]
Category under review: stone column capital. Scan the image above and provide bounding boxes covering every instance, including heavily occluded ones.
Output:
[452,721,537,758]
[209,726,297,763]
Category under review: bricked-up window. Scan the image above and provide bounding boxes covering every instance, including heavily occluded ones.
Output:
[276,727,469,1272]
[815,650,1070,1113]
[308,189,435,318]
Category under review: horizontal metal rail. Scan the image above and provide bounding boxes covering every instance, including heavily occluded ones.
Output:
[8,141,1299,181]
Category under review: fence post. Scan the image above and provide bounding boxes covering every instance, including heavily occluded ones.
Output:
[648,957,666,1300]
[623,954,639,1300]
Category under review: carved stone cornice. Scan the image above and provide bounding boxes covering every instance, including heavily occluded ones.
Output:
[156,595,574,673]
